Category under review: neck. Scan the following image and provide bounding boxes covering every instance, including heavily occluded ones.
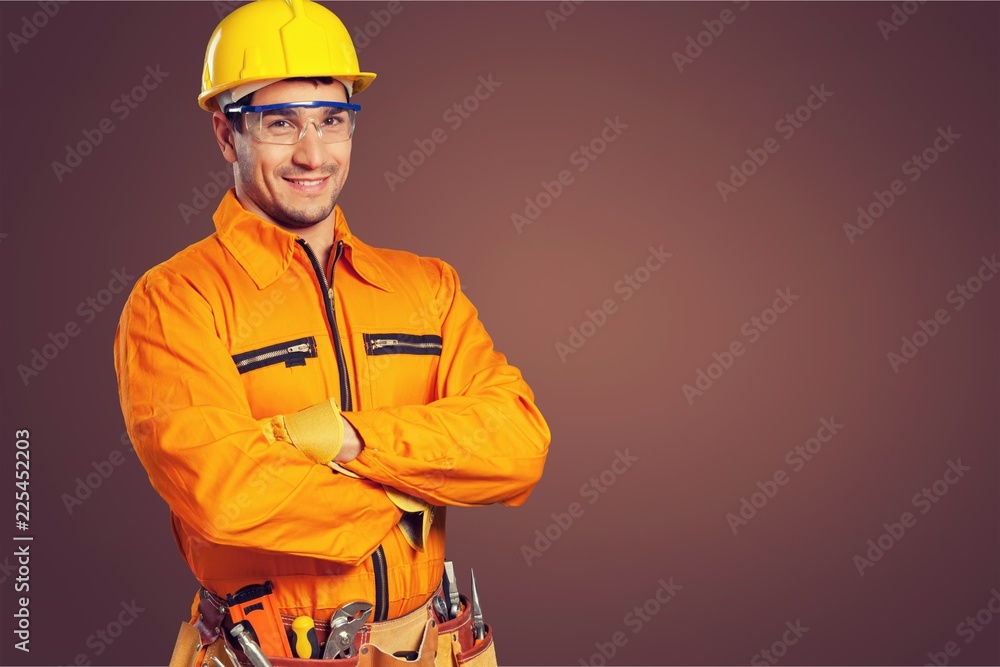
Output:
[295,221,336,270]
[235,191,338,270]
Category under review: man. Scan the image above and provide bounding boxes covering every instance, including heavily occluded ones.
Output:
[112,0,550,665]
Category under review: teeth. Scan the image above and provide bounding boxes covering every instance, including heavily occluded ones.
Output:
[290,179,324,186]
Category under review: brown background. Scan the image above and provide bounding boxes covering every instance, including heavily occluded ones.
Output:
[1,1,998,665]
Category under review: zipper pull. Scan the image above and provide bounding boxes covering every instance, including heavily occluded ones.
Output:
[286,343,311,354]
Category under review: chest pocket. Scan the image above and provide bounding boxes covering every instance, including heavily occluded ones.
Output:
[231,336,325,416]
[362,332,442,408]
[232,336,318,373]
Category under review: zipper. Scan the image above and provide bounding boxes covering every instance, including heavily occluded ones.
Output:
[370,339,440,351]
[371,543,388,622]
[232,337,317,374]
[363,333,443,356]
[296,238,389,622]
[297,239,352,411]
[235,343,311,369]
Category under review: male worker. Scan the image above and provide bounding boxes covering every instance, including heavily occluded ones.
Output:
[112,0,550,665]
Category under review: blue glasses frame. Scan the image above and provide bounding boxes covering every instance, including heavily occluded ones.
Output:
[223,100,361,113]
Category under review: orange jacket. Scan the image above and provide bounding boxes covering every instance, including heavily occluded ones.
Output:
[113,188,550,629]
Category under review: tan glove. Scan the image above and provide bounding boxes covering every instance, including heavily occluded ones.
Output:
[384,486,434,551]
[259,401,433,549]
[258,398,344,465]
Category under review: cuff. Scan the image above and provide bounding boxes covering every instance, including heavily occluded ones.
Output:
[282,398,344,465]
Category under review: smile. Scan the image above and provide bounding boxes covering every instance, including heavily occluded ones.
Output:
[284,176,329,191]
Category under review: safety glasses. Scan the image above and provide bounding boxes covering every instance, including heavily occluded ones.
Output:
[224,100,361,145]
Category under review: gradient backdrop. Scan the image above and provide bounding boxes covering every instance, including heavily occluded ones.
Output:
[1,1,997,665]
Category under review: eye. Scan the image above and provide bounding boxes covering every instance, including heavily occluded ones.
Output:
[267,119,292,129]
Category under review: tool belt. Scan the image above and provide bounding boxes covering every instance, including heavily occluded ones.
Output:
[168,583,496,667]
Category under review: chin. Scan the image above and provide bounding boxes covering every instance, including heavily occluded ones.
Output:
[282,205,335,227]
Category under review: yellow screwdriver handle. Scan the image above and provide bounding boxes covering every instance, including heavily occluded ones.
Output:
[289,615,320,659]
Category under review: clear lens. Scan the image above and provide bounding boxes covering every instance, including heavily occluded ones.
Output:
[244,107,356,144]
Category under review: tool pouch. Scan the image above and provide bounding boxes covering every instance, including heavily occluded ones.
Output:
[267,602,439,667]
[168,627,242,667]
[267,617,438,667]
[168,587,233,667]
[448,624,495,667]
[433,595,497,667]
[168,621,203,667]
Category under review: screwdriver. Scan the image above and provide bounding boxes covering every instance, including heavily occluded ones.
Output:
[289,616,320,659]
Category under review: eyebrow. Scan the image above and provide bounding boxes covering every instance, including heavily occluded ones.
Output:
[261,107,346,118]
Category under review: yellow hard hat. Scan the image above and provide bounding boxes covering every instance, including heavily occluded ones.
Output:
[198,0,376,113]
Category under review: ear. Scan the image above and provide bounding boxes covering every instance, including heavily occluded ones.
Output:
[212,111,238,165]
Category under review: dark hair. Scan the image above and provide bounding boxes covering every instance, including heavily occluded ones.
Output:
[224,76,341,133]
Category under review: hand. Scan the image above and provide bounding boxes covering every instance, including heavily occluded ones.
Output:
[334,415,364,463]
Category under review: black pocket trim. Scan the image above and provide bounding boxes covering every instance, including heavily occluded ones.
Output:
[363,333,443,356]
[232,336,317,374]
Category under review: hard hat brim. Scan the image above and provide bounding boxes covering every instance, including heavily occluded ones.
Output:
[199,71,377,113]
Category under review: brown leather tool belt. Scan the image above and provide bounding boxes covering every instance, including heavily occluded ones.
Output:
[192,584,496,667]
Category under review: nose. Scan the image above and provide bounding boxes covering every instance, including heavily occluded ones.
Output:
[291,119,327,170]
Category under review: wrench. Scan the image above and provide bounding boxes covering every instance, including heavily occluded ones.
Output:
[322,601,373,659]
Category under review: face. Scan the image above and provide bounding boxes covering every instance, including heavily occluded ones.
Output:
[214,79,351,230]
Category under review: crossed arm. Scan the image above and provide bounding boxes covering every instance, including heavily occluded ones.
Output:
[114,261,550,566]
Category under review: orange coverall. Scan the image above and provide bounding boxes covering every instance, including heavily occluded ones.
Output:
[113,188,550,640]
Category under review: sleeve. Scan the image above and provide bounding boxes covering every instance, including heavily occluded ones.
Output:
[113,269,400,566]
[339,260,552,508]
